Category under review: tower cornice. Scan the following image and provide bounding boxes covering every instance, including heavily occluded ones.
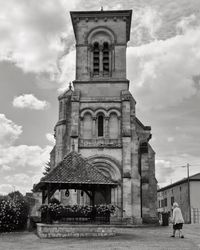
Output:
[70,10,132,42]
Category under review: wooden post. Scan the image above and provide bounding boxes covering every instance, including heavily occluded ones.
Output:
[47,184,51,224]
[42,190,45,204]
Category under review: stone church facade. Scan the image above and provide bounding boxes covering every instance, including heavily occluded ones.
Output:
[50,10,158,224]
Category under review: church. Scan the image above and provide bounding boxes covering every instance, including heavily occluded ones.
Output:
[48,9,158,224]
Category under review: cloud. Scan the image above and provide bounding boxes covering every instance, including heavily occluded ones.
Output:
[0,115,52,194]
[127,20,200,111]
[130,6,162,45]
[0,144,52,194]
[13,94,49,110]
[46,133,55,144]
[176,14,198,34]
[0,145,51,169]
[5,173,30,185]
[0,184,13,195]
[156,159,175,187]
[0,0,79,76]
[58,49,76,89]
[167,137,174,142]
[0,165,11,172]
[0,114,22,146]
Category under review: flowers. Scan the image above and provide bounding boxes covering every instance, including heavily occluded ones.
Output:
[39,203,116,223]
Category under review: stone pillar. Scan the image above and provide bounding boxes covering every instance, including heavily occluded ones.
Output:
[99,45,103,76]
[131,114,142,224]
[80,117,84,138]
[121,90,132,220]
[92,117,96,137]
[140,143,150,222]
[69,90,80,205]
[147,146,159,223]
[55,124,66,165]
[118,116,121,138]
[105,116,109,138]
[71,90,80,151]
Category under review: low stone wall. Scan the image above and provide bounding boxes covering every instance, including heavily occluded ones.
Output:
[37,223,116,238]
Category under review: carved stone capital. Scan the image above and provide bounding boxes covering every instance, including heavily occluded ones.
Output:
[105,116,109,121]
[99,45,103,51]
[122,128,131,137]
[71,90,80,102]
[123,171,131,178]
[121,90,132,101]
[88,44,93,51]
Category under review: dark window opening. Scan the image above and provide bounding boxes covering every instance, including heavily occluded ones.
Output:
[98,115,104,137]
[103,42,109,74]
[93,42,99,75]
[164,198,167,207]
[171,196,174,206]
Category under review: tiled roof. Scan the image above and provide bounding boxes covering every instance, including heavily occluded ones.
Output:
[39,151,116,185]
[157,172,200,192]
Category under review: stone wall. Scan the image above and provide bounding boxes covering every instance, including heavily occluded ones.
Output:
[37,224,116,238]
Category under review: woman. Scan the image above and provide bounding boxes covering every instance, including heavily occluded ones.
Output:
[171,202,184,238]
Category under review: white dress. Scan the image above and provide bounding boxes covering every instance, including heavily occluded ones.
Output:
[172,207,184,224]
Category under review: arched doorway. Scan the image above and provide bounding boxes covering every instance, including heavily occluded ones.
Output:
[87,155,122,207]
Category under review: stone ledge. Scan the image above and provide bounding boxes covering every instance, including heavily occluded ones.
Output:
[37,224,116,238]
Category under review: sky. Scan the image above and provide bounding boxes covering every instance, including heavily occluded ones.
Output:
[0,0,200,195]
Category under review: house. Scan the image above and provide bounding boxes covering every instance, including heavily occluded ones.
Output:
[157,173,200,224]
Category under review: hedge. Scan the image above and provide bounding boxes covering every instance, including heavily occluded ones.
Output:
[0,191,29,232]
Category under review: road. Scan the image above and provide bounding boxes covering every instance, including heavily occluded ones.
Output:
[0,224,200,250]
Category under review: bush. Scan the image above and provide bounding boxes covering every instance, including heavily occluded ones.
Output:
[0,191,30,232]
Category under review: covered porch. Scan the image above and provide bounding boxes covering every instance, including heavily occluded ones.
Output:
[33,151,118,224]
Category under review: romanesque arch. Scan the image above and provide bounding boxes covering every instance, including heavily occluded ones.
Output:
[87,154,121,181]
[86,26,116,44]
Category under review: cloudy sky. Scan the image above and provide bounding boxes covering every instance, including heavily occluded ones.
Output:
[0,0,200,194]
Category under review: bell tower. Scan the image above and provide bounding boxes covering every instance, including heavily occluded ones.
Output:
[70,10,132,97]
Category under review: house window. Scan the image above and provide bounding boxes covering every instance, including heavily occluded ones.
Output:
[164,198,167,207]
[171,196,174,206]
[103,42,109,75]
[93,42,100,75]
[98,115,104,137]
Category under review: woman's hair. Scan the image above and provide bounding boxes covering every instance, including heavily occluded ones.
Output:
[173,202,179,208]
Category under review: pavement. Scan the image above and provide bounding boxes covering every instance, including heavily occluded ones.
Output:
[0,224,200,250]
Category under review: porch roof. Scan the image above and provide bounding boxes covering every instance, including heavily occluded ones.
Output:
[33,151,117,191]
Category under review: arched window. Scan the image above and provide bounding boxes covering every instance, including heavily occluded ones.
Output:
[93,42,100,75]
[83,113,92,139]
[98,115,104,137]
[109,113,118,138]
[103,42,109,75]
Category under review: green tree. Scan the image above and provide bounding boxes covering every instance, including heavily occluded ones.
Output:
[43,161,51,176]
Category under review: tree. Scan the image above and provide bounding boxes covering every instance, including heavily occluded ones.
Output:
[43,161,51,176]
